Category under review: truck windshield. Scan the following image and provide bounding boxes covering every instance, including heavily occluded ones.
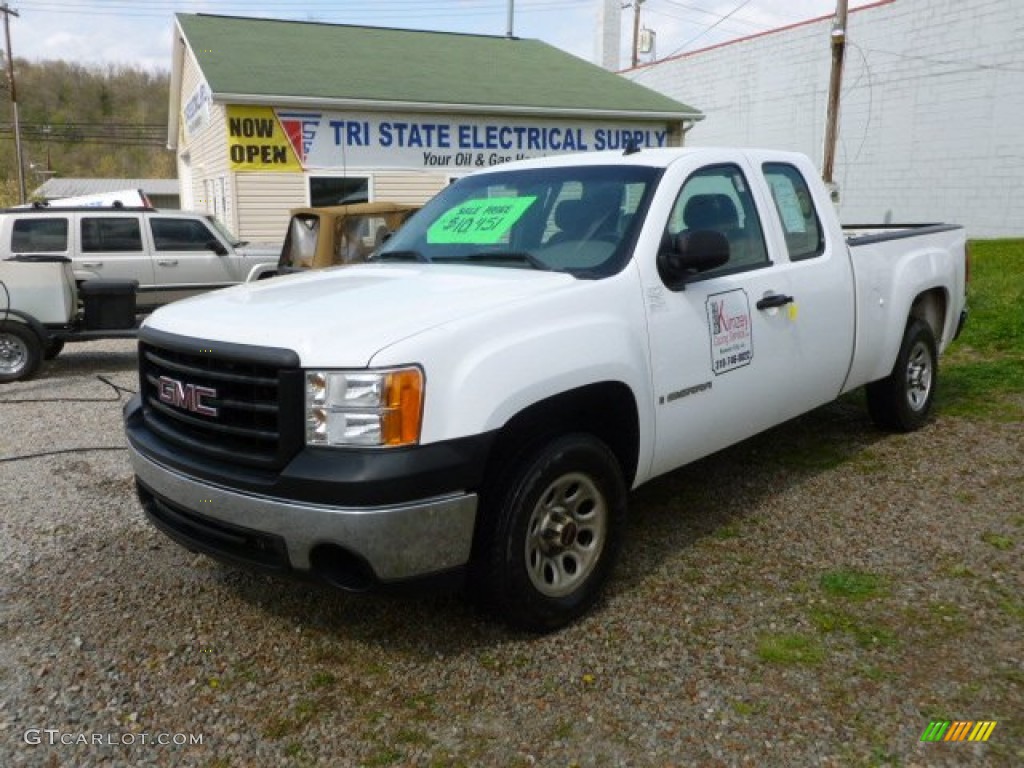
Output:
[376,165,662,278]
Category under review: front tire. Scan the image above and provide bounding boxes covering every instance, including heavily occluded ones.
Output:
[0,323,43,383]
[482,433,627,632]
[866,318,937,431]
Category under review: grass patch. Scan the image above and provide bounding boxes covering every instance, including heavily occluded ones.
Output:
[772,440,849,472]
[810,608,899,649]
[309,671,337,689]
[997,599,1024,621]
[756,633,826,665]
[939,239,1024,419]
[262,698,321,740]
[365,746,404,767]
[980,531,1014,550]
[819,569,887,600]
[394,728,434,747]
[712,523,742,540]
[943,562,976,578]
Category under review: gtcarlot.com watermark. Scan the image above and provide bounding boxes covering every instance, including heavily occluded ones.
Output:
[24,729,203,747]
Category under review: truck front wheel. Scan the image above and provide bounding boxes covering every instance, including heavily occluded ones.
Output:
[866,318,937,432]
[483,433,627,632]
[0,323,43,383]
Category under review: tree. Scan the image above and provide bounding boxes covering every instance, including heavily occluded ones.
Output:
[1,59,174,198]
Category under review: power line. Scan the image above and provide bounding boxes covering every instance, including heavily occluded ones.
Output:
[662,0,757,59]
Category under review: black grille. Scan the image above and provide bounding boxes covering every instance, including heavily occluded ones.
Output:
[137,481,290,571]
[138,335,304,470]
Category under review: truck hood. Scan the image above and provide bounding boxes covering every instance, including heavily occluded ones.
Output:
[144,264,577,367]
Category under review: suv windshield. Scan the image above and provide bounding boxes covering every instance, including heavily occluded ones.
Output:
[377,164,662,278]
[205,215,243,246]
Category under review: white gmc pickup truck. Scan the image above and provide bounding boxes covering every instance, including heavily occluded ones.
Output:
[124,148,968,631]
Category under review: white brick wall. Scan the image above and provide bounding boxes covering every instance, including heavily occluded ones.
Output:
[627,0,1024,238]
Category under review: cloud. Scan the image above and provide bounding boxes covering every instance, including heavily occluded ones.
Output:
[17,7,172,71]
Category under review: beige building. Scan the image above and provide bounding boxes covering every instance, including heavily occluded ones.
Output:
[168,13,702,242]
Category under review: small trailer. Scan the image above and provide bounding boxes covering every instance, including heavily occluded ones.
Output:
[0,255,140,383]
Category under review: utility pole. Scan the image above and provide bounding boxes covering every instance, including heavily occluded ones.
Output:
[630,0,645,68]
[506,0,514,38]
[822,0,848,188]
[2,2,26,204]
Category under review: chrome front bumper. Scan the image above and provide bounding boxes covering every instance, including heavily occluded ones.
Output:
[129,446,478,582]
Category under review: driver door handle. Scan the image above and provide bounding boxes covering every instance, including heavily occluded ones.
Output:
[756,293,794,310]
[81,262,103,268]
[157,260,179,267]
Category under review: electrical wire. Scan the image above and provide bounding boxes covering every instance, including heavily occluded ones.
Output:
[0,373,136,404]
[0,374,136,461]
[0,446,126,463]
[662,0,757,59]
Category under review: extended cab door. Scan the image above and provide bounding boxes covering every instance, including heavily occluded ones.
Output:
[146,215,235,303]
[641,153,855,478]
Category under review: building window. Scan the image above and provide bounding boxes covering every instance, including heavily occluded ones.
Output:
[309,176,369,207]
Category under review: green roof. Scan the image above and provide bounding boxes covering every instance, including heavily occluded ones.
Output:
[176,14,700,119]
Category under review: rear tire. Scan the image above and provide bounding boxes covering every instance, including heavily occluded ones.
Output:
[481,433,627,632]
[0,323,43,383]
[866,318,937,432]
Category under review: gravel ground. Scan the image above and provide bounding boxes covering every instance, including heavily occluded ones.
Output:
[0,339,1021,768]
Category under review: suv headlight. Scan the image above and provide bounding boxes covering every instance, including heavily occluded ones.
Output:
[305,367,424,447]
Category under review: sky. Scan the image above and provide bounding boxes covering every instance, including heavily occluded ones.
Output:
[5,0,877,72]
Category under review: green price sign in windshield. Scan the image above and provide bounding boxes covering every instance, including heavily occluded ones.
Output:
[427,196,537,244]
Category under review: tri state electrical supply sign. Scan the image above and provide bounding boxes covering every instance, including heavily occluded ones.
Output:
[226,106,672,172]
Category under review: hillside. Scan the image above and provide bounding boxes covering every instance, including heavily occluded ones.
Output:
[0,59,174,206]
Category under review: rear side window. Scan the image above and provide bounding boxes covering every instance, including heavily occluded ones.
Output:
[151,218,216,251]
[763,163,824,261]
[81,217,143,252]
[11,218,69,252]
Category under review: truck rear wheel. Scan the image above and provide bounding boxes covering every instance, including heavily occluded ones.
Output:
[0,323,43,383]
[866,318,937,432]
[482,433,627,632]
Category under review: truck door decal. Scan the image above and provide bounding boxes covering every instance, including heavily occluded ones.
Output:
[427,196,536,244]
[706,288,753,375]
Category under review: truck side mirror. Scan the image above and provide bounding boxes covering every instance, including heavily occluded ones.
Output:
[207,240,229,256]
[656,230,730,290]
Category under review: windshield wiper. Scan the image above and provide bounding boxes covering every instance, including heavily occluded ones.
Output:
[434,251,552,271]
[372,250,432,263]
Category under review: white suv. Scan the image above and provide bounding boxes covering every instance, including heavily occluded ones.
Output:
[0,206,279,309]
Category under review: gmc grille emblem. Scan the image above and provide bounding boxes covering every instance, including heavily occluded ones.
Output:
[157,376,219,417]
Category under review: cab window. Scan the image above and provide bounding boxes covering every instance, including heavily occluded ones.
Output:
[762,163,824,261]
[664,164,769,279]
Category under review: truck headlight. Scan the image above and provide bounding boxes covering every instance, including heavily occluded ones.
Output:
[305,367,424,447]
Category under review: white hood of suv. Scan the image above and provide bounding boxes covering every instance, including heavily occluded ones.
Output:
[145,263,577,367]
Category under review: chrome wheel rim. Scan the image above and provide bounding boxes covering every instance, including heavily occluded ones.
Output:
[525,472,607,598]
[0,333,28,375]
[905,340,933,412]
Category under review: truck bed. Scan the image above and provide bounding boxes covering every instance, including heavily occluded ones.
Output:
[843,222,962,246]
